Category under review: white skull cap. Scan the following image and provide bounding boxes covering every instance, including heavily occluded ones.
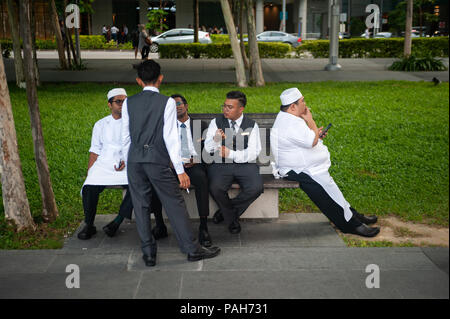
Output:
[107,88,127,101]
[280,88,303,106]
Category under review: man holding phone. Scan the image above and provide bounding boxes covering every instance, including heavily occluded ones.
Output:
[270,88,380,237]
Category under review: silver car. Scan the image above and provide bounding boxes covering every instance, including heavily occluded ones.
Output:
[245,31,302,47]
[149,28,212,53]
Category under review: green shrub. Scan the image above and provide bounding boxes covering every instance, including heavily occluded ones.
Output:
[389,54,448,71]
[159,42,291,59]
[210,34,231,43]
[296,37,449,58]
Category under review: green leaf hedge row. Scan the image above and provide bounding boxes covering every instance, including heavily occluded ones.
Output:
[159,42,291,59]
[296,37,449,58]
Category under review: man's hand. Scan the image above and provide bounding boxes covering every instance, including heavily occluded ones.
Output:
[219,146,230,158]
[300,107,314,124]
[318,126,328,139]
[213,129,226,143]
[114,160,125,171]
[178,172,191,189]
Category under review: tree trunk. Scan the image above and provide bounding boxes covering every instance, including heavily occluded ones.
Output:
[220,0,247,87]
[239,0,249,69]
[246,0,264,86]
[194,0,199,42]
[19,0,59,223]
[30,1,40,86]
[6,0,25,88]
[49,0,68,70]
[0,53,35,231]
[404,0,413,57]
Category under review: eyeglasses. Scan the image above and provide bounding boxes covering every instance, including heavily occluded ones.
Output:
[111,99,125,105]
[176,101,185,106]
[221,104,235,111]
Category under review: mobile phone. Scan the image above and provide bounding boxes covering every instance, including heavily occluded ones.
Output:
[320,123,332,138]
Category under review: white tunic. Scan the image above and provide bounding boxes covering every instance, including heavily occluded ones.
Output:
[83,115,128,187]
[270,111,353,222]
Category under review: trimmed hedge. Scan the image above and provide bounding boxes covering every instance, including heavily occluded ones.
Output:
[0,35,133,51]
[159,42,291,59]
[296,37,449,58]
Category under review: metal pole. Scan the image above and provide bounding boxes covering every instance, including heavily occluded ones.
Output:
[282,0,286,32]
[75,0,81,65]
[325,0,341,71]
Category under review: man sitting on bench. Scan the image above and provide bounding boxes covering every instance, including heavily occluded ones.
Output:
[78,88,132,240]
[271,88,380,237]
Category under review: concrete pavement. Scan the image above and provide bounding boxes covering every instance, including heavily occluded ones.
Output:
[0,213,448,299]
[4,51,449,83]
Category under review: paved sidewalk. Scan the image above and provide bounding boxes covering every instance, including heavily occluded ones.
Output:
[4,51,449,83]
[0,213,448,299]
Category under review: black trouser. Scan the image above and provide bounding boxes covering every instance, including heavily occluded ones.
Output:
[81,185,133,226]
[208,163,263,225]
[127,162,199,256]
[141,46,150,59]
[285,171,362,233]
[153,163,210,220]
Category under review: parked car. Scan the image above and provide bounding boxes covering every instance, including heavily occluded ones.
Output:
[339,32,351,39]
[244,31,302,47]
[374,32,392,38]
[149,28,212,53]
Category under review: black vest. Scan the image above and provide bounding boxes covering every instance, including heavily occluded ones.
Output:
[213,114,256,164]
[126,90,171,165]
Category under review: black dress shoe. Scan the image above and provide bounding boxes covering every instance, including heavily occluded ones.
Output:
[198,228,212,247]
[77,225,96,240]
[212,210,224,224]
[228,220,241,234]
[349,224,380,237]
[353,211,378,225]
[151,224,168,240]
[103,220,120,237]
[187,246,221,261]
[142,254,156,267]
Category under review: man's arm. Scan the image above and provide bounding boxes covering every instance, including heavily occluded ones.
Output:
[88,121,102,172]
[121,98,130,165]
[224,123,262,163]
[87,152,98,171]
[300,107,319,147]
[204,118,222,153]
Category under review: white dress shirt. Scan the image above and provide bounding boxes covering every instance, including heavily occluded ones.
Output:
[121,86,184,174]
[83,115,128,187]
[177,117,198,160]
[204,114,261,163]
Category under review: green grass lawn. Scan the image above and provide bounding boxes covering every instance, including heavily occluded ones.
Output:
[0,81,448,249]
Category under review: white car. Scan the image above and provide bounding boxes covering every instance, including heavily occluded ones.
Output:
[149,28,212,53]
[374,32,392,38]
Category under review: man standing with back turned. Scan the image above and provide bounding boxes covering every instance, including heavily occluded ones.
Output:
[121,60,220,266]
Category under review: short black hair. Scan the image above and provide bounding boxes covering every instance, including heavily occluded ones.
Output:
[171,94,188,105]
[280,104,290,112]
[226,90,247,107]
[133,60,161,84]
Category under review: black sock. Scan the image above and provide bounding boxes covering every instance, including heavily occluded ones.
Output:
[114,215,124,225]
[199,217,208,231]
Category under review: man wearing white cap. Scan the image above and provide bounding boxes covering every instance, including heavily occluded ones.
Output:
[78,88,132,240]
[270,88,380,237]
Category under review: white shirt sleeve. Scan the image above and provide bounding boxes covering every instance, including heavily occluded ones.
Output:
[121,98,131,163]
[89,121,103,155]
[164,98,184,174]
[286,120,316,149]
[204,118,221,154]
[227,123,262,163]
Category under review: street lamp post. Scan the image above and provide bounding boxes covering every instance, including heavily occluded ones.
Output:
[325,0,341,71]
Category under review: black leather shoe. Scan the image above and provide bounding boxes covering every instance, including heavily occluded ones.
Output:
[350,224,380,237]
[353,212,378,225]
[187,246,221,261]
[228,220,241,234]
[142,254,156,267]
[103,220,120,237]
[212,210,224,224]
[151,224,168,240]
[198,228,212,247]
[77,225,96,240]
